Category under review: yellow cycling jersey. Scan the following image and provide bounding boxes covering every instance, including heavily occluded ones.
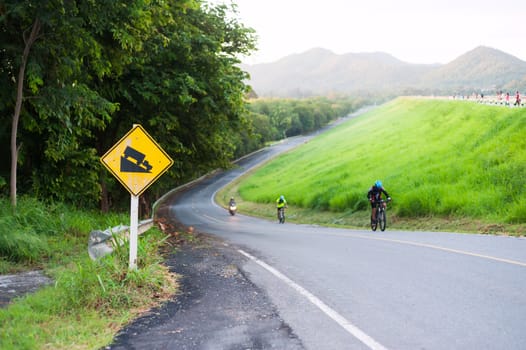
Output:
[276,198,287,208]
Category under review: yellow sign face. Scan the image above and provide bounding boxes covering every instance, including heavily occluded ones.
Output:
[100,125,174,196]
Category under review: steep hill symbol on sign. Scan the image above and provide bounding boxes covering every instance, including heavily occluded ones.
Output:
[120,146,153,173]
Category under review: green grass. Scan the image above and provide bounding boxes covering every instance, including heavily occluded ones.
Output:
[0,198,180,349]
[219,98,526,235]
[0,197,128,272]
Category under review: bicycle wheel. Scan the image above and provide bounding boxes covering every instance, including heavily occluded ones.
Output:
[379,209,386,231]
[371,217,377,231]
[278,209,284,224]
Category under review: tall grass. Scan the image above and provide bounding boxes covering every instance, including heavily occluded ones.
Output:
[0,225,177,349]
[0,197,178,349]
[237,98,526,225]
[0,197,126,271]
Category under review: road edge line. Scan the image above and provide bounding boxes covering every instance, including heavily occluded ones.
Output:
[237,249,389,350]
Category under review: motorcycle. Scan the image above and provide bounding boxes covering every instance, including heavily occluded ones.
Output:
[228,202,237,216]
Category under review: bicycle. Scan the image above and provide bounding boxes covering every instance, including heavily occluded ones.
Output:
[277,207,286,224]
[371,198,391,232]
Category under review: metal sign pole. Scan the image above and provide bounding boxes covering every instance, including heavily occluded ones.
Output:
[129,194,139,270]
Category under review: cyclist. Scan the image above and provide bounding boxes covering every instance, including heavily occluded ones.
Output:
[276,195,287,218]
[367,180,391,223]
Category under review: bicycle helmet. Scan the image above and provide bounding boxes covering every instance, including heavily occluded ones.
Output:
[280,195,285,200]
[375,180,382,188]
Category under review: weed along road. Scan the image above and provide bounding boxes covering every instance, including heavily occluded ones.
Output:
[159,137,526,349]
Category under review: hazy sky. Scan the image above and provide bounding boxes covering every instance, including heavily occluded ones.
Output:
[208,0,526,65]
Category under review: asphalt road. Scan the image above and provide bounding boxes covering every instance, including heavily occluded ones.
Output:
[162,121,526,349]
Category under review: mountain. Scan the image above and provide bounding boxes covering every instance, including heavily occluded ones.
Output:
[421,46,526,91]
[241,46,526,97]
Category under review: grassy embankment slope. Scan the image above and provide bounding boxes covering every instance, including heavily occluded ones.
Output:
[219,98,526,235]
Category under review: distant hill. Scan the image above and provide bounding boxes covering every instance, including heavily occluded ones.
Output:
[241,46,526,97]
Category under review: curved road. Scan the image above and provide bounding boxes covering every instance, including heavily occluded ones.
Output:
[164,114,526,350]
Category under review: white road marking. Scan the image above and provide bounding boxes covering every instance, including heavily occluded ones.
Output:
[348,233,526,267]
[202,214,224,224]
[299,229,526,267]
[238,249,389,350]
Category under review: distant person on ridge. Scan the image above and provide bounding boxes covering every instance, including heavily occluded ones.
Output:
[367,180,391,224]
[515,91,521,106]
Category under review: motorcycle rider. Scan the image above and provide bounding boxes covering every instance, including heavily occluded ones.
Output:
[228,197,237,215]
[367,180,391,223]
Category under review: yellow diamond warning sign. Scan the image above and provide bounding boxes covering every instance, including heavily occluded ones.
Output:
[100,125,173,196]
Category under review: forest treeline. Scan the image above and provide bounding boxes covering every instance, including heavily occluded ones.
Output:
[1,1,364,213]
[238,97,366,158]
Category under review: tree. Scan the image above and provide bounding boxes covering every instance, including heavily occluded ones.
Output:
[1,0,175,207]
[9,17,40,208]
[1,1,257,211]
[1,1,117,207]
[93,2,257,210]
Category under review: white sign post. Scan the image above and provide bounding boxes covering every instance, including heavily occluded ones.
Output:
[129,195,139,270]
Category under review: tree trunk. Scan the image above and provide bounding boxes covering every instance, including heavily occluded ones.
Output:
[100,176,110,213]
[10,19,41,208]
[140,194,151,219]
